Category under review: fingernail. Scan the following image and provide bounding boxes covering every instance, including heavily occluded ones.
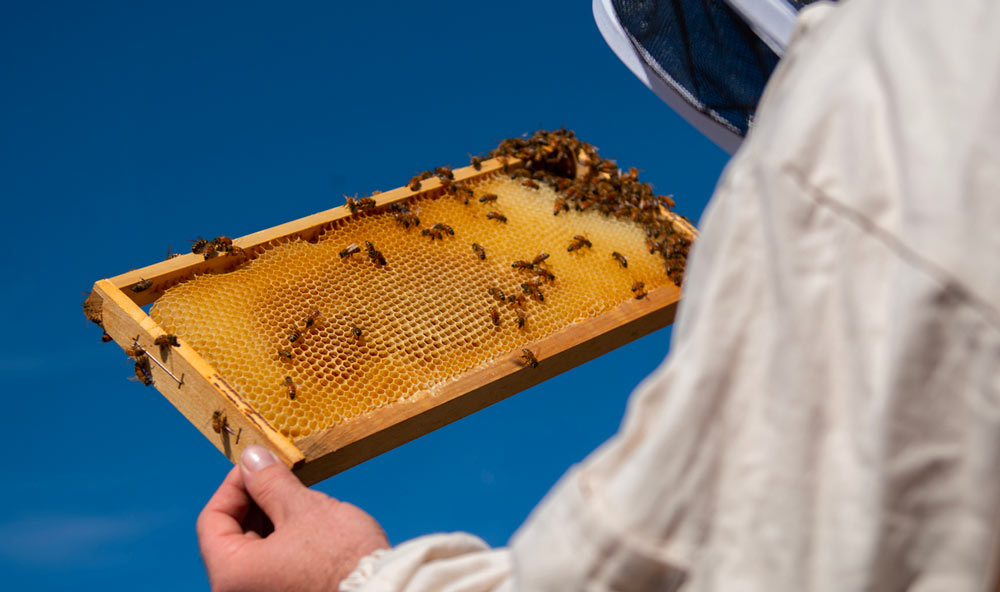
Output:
[241,445,278,473]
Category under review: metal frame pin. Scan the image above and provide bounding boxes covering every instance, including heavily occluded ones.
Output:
[131,336,185,387]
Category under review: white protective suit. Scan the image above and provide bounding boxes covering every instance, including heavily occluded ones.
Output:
[342,0,1000,589]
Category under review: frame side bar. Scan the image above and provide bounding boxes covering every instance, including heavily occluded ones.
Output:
[93,279,305,468]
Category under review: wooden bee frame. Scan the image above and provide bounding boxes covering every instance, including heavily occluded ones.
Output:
[88,158,695,485]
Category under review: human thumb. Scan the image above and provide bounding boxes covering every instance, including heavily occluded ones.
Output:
[239,445,306,525]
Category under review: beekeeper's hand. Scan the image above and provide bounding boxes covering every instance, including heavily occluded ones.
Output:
[197,445,389,591]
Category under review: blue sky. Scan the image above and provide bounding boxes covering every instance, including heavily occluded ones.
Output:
[0,1,729,587]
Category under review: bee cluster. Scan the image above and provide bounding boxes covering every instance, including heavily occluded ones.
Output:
[142,130,691,439]
[488,128,690,286]
[191,235,247,261]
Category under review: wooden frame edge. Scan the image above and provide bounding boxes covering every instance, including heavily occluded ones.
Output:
[92,279,305,467]
[108,158,522,307]
[292,283,680,485]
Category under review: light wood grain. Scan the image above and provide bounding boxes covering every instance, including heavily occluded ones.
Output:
[93,279,304,467]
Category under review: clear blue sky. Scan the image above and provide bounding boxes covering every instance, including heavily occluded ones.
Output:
[0,1,729,587]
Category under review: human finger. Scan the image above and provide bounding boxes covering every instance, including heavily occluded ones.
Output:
[197,466,250,542]
[239,445,308,526]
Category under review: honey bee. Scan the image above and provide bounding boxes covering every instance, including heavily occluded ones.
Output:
[82,293,102,325]
[394,211,420,228]
[365,241,387,266]
[133,355,153,386]
[553,197,568,216]
[479,193,498,203]
[489,306,500,326]
[421,228,443,241]
[520,348,538,368]
[507,293,527,309]
[511,260,533,270]
[521,281,544,302]
[212,410,236,435]
[523,179,539,189]
[165,246,181,260]
[472,243,487,260]
[432,222,454,236]
[339,243,361,258]
[154,334,179,347]
[191,237,209,254]
[357,196,377,210]
[288,329,301,343]
[408,176,422,191]
[212,236,233,251]
[516,310,526,328]
[488,287,506,302]
[534,268,555,283]
[227,245,247,258]
[470,155,482,171]
[305,309,321,328]
[203,243,219,259]
[124,344,144,358]
[434,166,454,180]
[344,195,359,214]
[567,235,592,252]
[532,253,550,266]
[631,281,647,299]
[131,278,153,293]
[611,251,628,268]
[101,331,112,343]
[278,349,293,360]
[351,326,363,339]
[458,186,474,204]
[486,211,507,223]
[284,376,296,400]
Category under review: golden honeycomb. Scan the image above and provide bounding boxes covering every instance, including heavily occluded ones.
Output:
[151,138,689,440]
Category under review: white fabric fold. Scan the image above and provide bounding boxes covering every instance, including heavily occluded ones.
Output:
[346,0,1000,588]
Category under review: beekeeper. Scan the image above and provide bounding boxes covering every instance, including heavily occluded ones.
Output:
[197,0,1000,589]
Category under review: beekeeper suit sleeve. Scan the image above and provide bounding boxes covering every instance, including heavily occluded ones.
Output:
[341,0,1000,589]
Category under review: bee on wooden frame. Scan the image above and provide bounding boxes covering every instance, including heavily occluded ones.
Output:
[520,348,538,368]
[212,410,236,436]
[154,334,179,347]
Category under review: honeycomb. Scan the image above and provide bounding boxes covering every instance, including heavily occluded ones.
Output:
[151,139,689,440]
